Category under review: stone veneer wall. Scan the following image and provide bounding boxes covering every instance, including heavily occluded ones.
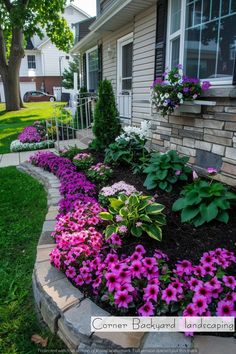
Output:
[150,88,236,187]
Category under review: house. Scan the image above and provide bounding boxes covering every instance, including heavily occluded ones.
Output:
[71,0,236,186]
[0,3,90,102]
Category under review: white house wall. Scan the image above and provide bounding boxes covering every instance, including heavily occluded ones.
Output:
[20,51,43,77]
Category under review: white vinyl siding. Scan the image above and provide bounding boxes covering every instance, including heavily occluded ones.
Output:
[132,5,156,123]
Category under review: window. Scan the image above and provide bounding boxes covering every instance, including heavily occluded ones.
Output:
[27,55,36,69]
[86,47,99,92]
[167,0,236,84]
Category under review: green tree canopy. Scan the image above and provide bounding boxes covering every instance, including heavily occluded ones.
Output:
[62,55,80,90]
[0,0,74,111]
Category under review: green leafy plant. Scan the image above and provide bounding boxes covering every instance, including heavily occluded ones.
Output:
[143,150,192,192]
[86,163,113,186]
[59,145,81,161]
[73,152,94,170]
[91,80,121,151]
[99,193,166,241]
[104,121,150,166]
[172,179,236,227]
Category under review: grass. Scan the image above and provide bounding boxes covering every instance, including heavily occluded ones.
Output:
[0,167,66,354]
[0,102,65,154]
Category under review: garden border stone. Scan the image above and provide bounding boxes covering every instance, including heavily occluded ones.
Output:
[17,161,236,354]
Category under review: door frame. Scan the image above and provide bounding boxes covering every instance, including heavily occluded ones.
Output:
[117,32,133,95]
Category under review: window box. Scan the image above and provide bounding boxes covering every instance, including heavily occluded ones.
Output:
[175,100,216,114]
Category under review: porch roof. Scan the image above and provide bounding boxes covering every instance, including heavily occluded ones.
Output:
[71,0,158,54]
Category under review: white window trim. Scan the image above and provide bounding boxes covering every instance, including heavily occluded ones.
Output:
[166,0,234,86]
[27,55,36,70]
[86,45,98,91]
[117,32,133,96]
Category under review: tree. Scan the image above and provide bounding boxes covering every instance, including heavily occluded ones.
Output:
[92,79,121,151]
[0,0,73,111]
[62,55,80,90]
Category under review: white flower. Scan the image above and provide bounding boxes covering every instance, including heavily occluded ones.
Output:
[180,99,184,104]
[177,92,183,99]
[163,101,168,107]
[164,93,169,98]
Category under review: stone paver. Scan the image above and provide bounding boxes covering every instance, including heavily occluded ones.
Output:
[63,299,110,339]
[141,333,192,354]
[36,244,55,263]
[0,152,20,167]
[193,335,236,354]
[34,260,65,287]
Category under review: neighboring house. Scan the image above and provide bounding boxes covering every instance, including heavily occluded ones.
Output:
[71,0,236,185]
[0,3,90,102]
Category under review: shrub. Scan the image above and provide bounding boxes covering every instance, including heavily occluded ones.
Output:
[99,193,166,241]
[73,152,94,170]
[86,163,113,186]
[105,122,150,166]
[59,145,81,160]
[10,139,54,152]
[143,150,192,192]
[172,179,236,227]
[92,80,121,150]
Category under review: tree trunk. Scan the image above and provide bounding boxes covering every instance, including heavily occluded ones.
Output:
[1,68,21,111]
[0,28,24,111]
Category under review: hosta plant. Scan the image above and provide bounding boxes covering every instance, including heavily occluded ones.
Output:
[99,193,166,241]
[144,150,192,192]
[172,179,236,227]
[86,163,113,186]
[73,152,94,170]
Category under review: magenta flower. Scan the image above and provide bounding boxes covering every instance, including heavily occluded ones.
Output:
[143,284,159,302]
[65,266,76,279]
[175,170,182,176]
[162,285,178,304]
[135,245,146,255]
[216,300,235,317]
[138,301,155,316]
[222,276,236,290]
[183,303,198,317]
[192,295,208,315]
[114,290,133,309]
[105,272,119,292]
[207,167,217,174]
[130,260,143,279]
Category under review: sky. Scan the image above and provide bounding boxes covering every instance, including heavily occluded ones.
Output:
[73,0,97,16]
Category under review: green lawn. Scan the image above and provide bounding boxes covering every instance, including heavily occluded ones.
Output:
[0,167,66,354]
[0,102,65,154]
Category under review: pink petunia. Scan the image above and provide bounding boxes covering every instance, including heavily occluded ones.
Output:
[183,303,198,317]
[143,284,159,302]
[138,301,155,316]
[114,290,133,309]
[216,300,235,317]
[162,285,178,304]
[192,295,208,315]
[222,276,236,290]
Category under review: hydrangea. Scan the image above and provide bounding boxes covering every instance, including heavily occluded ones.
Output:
[115,121,151,142]
[100,181,137,197]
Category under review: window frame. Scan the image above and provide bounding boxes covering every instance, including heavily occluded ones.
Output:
[166,0,235,86]
[27,55,36,69]
[86,45,99,92]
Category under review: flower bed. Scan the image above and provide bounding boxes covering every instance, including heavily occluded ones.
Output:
[30,151,236,334]
[10,120,54,152]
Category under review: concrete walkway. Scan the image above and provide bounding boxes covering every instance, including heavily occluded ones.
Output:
[0,130,93,168]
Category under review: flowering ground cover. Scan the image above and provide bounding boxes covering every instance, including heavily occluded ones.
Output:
[0,102,64,154]
[30,151,236,334]
[0,167,66,353]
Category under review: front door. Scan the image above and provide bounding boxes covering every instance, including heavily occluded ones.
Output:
[117,33,133,119]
